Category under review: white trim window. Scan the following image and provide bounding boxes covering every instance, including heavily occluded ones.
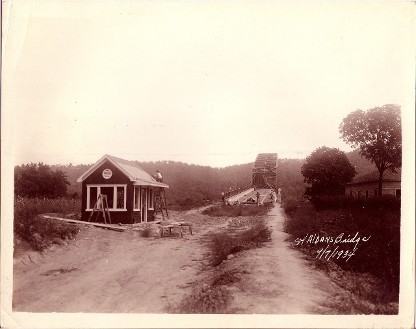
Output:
[86,184,127,211]
[133,186,141,211]
[148,189,154,210]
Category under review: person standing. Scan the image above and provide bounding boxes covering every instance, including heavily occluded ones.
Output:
[271,190,277,203]
[155,170,163,182]
[256,191,260,206]
[221,191,225,203]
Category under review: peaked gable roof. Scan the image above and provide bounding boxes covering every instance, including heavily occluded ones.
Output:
[348,168,401,185]
[77,154,169,188]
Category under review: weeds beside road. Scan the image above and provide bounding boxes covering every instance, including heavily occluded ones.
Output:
[284,196,400,314]
[202,203,271,217]
[209,219,271,267]
[13,197,396,314]
[14,197,81,253]
[176,205,272,313]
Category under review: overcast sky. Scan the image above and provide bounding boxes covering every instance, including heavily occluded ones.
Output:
[3,1,414,167]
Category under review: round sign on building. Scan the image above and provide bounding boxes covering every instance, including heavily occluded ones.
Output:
[102,169,112,179]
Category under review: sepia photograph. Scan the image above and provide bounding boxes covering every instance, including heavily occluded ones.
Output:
[1,1,415,328]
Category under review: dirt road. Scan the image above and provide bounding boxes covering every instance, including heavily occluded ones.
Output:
[13,211,215,313]
[226,206,339,313]
[13,205,340,313]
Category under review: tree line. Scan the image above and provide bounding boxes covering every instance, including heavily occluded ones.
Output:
[14,158,304,206]
[14,104,400,203]
[14,163,70,198]
[15,150,371,205]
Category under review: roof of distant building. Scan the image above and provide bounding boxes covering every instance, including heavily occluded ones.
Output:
[347,168,401,185]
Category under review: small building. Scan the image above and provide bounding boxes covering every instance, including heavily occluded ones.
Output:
[345,168,401,198]
[77,154,169,224]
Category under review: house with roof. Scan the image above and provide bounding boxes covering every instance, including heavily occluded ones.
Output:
[77,154,169,224]
[345,168,401,198]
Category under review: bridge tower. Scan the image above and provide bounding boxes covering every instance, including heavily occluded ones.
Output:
[252,153,278,190]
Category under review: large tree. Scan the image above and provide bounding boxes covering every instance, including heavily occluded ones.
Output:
[339,104,402,196]
[301,146,356,197]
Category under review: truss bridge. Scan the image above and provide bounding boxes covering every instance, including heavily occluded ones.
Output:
[225,153,281,205]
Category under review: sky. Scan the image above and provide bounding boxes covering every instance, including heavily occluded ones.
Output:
[3,1,414,168]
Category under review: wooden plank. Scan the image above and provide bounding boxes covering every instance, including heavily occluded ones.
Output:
[159,224,184,238]
[41,215,127,232]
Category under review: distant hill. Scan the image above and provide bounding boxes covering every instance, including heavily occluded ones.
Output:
[52,157,303,206]
[51,161,253,206]
[345,148,376,177]
[49,149,374,206]
[137,161,253,206]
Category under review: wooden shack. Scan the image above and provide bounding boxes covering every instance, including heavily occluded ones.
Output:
[77,154,169,224]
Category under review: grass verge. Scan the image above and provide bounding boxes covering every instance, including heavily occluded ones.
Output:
[14,197,81,252]
[209,218,272,266]
[284,198,400,313]
[175,211,272,313]
[202,204,271,217]
[176,268,242,313]
[177,283,231,313]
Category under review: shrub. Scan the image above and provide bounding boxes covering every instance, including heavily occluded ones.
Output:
[210,233,244,266]
[209,219,271,266]
[282,197,300,215]
[283,200,319,237]
[14,197,81,251]
[15,163,70,198]
[281,185,305,215]
[239,220,273,247]
[177,284,231,313]
[176,267,245,313]
[211,270,241,287]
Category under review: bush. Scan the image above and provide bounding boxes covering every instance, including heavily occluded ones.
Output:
[15,163,70,198]
[283,200,320,237]
[282,197,300,215]
[281,185,305,215]
[209,219,271,266]
[14,197,81,251]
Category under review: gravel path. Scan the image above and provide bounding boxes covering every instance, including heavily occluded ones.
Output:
[227,205,339,313]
